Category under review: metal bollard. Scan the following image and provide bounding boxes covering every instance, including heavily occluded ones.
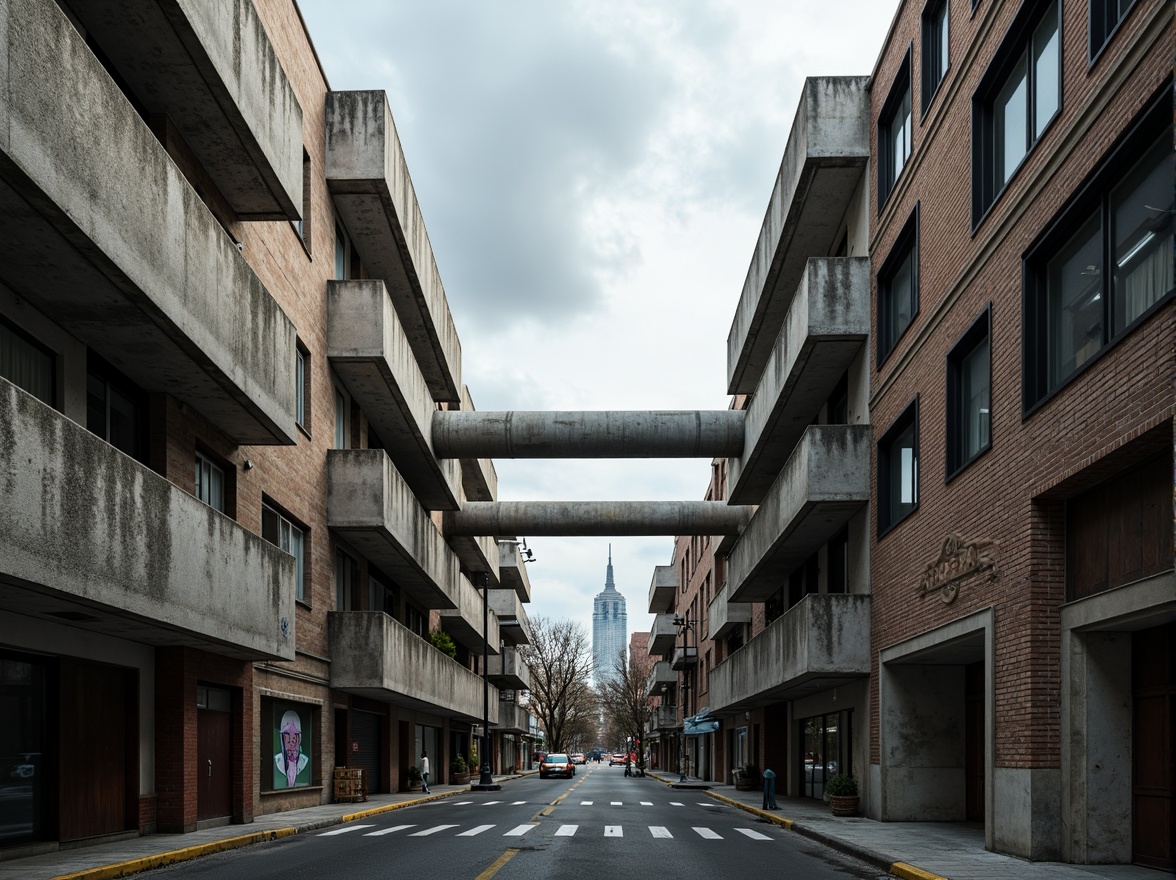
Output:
[762,768,777,809]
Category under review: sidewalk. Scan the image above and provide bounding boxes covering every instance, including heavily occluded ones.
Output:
[0,772,535,880]
[647,773,1161,880]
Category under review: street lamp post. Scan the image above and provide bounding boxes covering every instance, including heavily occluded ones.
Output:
[472,571,500,791]
[673,612,694,783]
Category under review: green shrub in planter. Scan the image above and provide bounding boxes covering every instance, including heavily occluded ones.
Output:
[825,773,858,797]
[407,765,422,782]
[428,629,457,658]
[451,755,467,774]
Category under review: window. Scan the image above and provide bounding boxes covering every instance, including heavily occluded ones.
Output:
[263,502,306,603]
[405,603,426,638]
[947,308,992,478]
[335,550,357,611]
[828,527,849,594]
[194,451,225,512]
[1089,0,1138,61]
[295,343,309,432]
[972,0,1060,224]
[879,50,913,210]
[878,399,919,536]
[369,571,398,616]
[334,386,349,449]
[877,206,920,365]
[293,149,312,252]
[1023,104,1173,410]
[86,354,146,462]
[0,317,55,406]
[828,371,849,424]
[921,0,950,115]
[334,222,349,280]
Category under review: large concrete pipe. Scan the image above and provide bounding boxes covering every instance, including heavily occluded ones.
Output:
[431,410,745,459]
[442,501,753,537]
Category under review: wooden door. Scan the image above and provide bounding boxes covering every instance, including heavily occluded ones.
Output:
[965,662,984,822]
[351,710,382,794]
[58,659,128,841]
[1133,623,1174,870]
[197,706,232,821]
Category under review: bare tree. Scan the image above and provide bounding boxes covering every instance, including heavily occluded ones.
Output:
[519,617,597,753]
[598,645,654,772]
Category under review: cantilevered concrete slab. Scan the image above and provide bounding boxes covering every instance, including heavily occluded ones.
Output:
[648,565,677,614]
[650,705,678,733]
[325,90,462,402]
[0,380,295,661]
[445,533,502,588]
[432,410,745,458]
[727,77,870,395]
[59,0,302,218]
[327,280,461,510]
[729,425,870,603]
[498,541,533,604]
[0,0,297,445]
[439,577,501,655]
[494,700,530,734]
[443,501,752,537]
[709,582,752,640]
[709,594,870,712]
[646,659,677,699]
[458,387,499,502]
[671,644,698,670]
[330,611,498,723]
[326,450,463,610]
[489,589,533,646]
[487,645,531,691]
[729,257,870,504]
[649,613,677,655]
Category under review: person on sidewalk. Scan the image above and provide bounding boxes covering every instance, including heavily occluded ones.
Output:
[762,768,778,809]
[420,750,431,793]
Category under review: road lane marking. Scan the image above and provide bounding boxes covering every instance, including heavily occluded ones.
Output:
[483,801,503,806]
[555,825,577,836]
[452,801,474,806]
[735,828,772,840]
[604,825,622,837]
[410,825,459,836]
[318,824,375,836]
[458,825,496,836]
[649,826,673,838]
[511,801,526,805]
[693,827,723,839]
[364,825,415,836]
[610,801,622,805]
[474,848,519,880]
[640,801,653,805]
[698,802,718,807]
[670,802,684,806]
[580,801,593,805]
[504,824,537,836]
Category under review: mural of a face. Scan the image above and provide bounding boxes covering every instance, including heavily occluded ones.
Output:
[279,710,302,787]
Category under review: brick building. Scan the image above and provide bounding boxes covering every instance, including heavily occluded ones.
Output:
[0,0,529,853]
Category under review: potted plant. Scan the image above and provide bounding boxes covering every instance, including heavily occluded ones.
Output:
[735,763,760,791]
[825,774,859,816]
[450,755,470,785]
[405,764,422,792]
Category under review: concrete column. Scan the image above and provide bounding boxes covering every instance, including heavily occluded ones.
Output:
[442,501,752,537]
[431,410,745,459]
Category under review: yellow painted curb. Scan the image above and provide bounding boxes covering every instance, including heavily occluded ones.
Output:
[706,791,794,829]
[890,863,947,880]
[49,828,297,880]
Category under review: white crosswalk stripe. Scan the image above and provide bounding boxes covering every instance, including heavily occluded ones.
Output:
[610,801,622,805]
[364,825,414,836]
[735,828,772,840]
[555,825,577,836]
[410,825,458,836]
[483,801,502,806]
[580,801,593,805]
[649,826,673,838]
[457,825,496,836]
[670,802,684,806]
[504,824,537,836]
[604,825,622,837]
[640,801,653,805]
[511,801,526,805]
[451,801,473,806]
[693,827,723,839]
[318,824,375,836]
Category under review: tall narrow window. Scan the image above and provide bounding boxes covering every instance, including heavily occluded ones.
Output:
[878,399,919,536]
[1089,0,1138,61]
[921,0,950,115]
[0,318,55,406]
[334,222,349,280]
[879,51,913,210]
[295,343,309,432]
[335,550,356,611]
[294,149,312,251]
[877,206,920,365]
[334,386,348,449]
[86,355,146,462]
[263,502,306,603]
[947,307,992,478]
[194,451,225,512]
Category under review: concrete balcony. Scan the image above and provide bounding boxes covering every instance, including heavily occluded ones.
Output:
[326,449,463,610]
[729,425,870,603]
[671,645,698,670]
[727,77,870,395]
[649,613,678,655]
[489,590,533,646]
[445,533,501,590]
[327,280,461,511]
[439,577,500,656]
[651,705,679,732]
[498,541,533,604]
[648,565,677,614]
[709,582,752,641]
[0,379,295,661]
[728,257,870,505]
[493,699,529,734]
[60,0,302,219]
[646,660,677,699]
[0,0,297,445]
[329,611,498,723]
[325,90,462,402]
[487,645,531,690]
[709,594,870,712]
[458,386,498,503]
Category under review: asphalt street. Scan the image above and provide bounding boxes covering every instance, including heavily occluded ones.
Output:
[145,764,886,879]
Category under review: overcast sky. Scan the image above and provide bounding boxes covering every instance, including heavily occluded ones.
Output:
[298,0,899,645]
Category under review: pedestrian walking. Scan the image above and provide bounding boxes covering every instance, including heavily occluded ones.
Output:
[421,750,431,793]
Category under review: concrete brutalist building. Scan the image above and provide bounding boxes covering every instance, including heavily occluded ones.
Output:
[0,0,531,851]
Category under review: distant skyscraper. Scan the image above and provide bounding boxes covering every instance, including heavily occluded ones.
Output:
[592,545,628,683]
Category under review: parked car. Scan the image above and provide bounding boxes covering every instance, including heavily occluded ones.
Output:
[539,753,575,779]
[569,753,586,765]
[609,753,627,766]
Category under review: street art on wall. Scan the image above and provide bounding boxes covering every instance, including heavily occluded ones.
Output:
[273,703,312,788]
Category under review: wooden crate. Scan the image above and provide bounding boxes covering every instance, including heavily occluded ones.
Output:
[332,767,367,803]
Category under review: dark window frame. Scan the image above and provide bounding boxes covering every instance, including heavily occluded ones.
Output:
[1088,0,1139,65]
[971,0,1063,229]
[878,47,914,213]
[945,305,993,481]
[0,315,57,407]
[86,350,149,463]
[921,0,951,117]
[877,396,920,538]
[262,497,309,605]
[295,340,310,435]
[877,204,921,366]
